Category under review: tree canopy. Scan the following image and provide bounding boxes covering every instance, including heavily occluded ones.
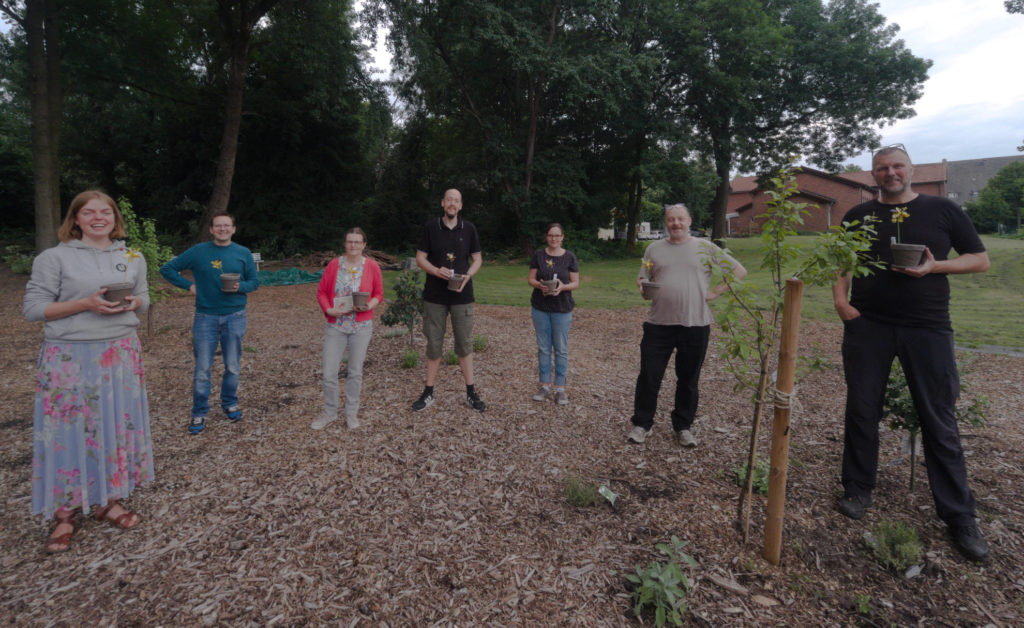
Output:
[966,161,1024,234]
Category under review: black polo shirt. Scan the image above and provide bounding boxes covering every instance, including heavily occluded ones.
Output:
[417,216,482,305]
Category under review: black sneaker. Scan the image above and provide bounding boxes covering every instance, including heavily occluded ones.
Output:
[837,493,872,520]
[412,390,434,412]
[950,524,990,563]
[466,389,486,412]
[188,415,206,435]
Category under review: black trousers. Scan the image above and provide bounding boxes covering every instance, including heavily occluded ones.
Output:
[630,322,709,432]
[841,316,977,527]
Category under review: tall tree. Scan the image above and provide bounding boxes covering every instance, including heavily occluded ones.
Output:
[199,0,282,237]
[1,0,62,252]
[663,0,930,241]
[965,161,1024,233]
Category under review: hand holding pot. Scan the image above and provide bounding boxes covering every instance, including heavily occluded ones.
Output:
[85,289,128,314]
[892,247,935,278]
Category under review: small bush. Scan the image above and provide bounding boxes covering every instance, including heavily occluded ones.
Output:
[564,475,598,507]
[865,518,923,571]
[2,245,34,274]
[443,350,459,365]
[733,457,770,496]
[472,334,488,352]
[626,536,698,626]
[401,348,419,369]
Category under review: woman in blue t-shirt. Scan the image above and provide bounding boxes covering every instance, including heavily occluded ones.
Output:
[526,223,580,405]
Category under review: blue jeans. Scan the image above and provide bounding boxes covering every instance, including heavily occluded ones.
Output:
[531,308,572,387]
[192,310,246,417]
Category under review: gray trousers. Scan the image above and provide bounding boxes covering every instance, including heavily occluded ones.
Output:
[322,322,373,419]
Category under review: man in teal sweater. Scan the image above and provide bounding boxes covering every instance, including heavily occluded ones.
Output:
[160,213,258,434]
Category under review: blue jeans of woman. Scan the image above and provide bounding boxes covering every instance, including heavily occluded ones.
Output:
[192,310,246,418]
[322,322,373,419]
[531,308,572,387]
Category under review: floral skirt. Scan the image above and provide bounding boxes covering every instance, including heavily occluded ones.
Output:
[31,334,155,520]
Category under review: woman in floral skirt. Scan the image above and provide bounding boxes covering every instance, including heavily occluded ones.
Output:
[23,190,155,552]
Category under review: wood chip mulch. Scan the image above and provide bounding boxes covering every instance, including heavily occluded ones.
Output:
[0,265,1021,626]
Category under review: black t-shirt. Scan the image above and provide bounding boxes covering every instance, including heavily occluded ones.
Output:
[529,248,579,313]
[417,217,482,305]
[846,194,985,330]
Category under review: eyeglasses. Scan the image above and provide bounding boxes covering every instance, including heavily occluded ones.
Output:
[872,143,907,157]
[546,234,564,238]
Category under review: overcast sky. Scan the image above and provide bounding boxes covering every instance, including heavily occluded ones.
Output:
[845,0,1024,168]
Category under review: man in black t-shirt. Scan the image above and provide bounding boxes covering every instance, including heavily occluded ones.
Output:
[410,189,486,412]
[832,145,991,562]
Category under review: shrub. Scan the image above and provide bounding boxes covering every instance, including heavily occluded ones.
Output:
[733,458,770,496]
[380,269,423,346]
[443,350,459,365]
[472,334,488,352]
[401,348,419,369]
[2,245,33,274]
[865,519,923,571]
[564,475,598,507]
[626,536,698,626]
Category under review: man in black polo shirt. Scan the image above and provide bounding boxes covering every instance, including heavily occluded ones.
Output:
[411,188,486,412]
[832,144,990,562]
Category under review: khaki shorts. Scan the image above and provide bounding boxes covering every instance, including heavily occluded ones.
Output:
[423,301,474,360]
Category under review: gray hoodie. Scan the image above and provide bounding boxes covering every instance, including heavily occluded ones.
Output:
[23,239,150,342]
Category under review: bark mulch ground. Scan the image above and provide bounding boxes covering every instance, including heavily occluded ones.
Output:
[1,264,1021,626]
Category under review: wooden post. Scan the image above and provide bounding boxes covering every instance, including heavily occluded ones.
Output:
[763,278,804,565]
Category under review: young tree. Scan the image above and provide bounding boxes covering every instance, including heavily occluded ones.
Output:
[965,161,1024,233]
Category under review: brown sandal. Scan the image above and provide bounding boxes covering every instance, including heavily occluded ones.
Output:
[45,510,77,553]
[94,501,141,529]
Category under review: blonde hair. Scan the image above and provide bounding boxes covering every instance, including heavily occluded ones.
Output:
[57,190,126,242]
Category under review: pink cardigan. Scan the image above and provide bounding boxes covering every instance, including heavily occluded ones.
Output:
[317,257,384,324]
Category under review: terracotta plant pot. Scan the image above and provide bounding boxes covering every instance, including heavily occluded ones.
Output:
[542,279,559,294]
[447,273,464,291]
[890,243,925,268]
[641,281,660,301]
[101,282,133,307]
[352,291,369,309]
[220,273,241,292]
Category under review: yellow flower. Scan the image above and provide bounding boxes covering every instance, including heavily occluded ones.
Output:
[890,207,909,223]
[545,259,554,268]
[123,248,142,262]
[211,260,223,270]
[445,253,455,263]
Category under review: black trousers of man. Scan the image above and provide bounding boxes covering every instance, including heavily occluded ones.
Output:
[841,316,977,527]
[630,322,710,432]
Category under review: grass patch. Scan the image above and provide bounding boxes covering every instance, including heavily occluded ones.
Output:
[443,350,459,365]
[733,457,770,496]
[564,475,598,507]
[472,334,488,352]
[401,348,419,369]
[864,518,923,571]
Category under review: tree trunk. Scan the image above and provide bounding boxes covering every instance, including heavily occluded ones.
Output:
[25,0,62,253]
[202,37,250,239]
[709,123,732,245]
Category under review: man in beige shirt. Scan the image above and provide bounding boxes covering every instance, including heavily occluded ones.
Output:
[627,204,746,446]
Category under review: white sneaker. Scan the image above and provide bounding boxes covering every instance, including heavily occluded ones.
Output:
[627,425,650,444]
[532,386,551,401]
[675,429,697,448]
[311,414,337,430]
[554,389,568,405]
[346,415,360,429]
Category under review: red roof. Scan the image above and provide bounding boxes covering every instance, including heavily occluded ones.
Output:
[730,176,758,193]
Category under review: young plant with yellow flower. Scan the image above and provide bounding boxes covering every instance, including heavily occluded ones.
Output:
[890,206,909,243]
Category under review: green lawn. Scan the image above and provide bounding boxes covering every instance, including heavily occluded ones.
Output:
[383,235,1024,349]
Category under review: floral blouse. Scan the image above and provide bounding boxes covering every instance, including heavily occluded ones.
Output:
[333,261,371,333]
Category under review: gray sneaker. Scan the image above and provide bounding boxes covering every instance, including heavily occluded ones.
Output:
[627,425,650,444]
[311,414,337,430]
[532,386,551,401]
[554,389,568,405]
[674,429,697,448]
[346,414,360,429]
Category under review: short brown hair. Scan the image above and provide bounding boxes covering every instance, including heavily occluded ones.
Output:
[345,227,367,243]
[57,190,126,243]
[211,212,235,226]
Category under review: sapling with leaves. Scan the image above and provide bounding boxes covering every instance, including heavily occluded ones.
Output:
[381,269,424,346]
[709,164,882,543]
[884,358,988,491]
[118,197,174,335]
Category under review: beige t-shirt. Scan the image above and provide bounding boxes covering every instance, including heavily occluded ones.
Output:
[639,237,737,326]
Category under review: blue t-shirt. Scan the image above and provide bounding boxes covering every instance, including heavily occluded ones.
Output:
[160,241,258,315]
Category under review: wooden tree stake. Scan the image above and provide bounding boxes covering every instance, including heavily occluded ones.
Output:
[763,278,804,565]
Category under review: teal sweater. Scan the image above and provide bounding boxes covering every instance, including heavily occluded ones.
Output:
[160,242,258,315]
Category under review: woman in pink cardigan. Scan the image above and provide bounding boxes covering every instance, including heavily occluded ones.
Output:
[313,227,384,429]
